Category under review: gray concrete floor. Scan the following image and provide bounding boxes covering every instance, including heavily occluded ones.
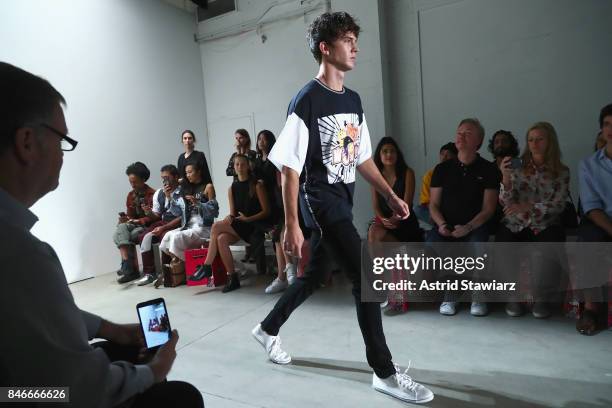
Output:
[71,270,612,408]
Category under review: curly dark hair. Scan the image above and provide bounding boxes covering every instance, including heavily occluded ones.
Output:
[307,12,361,64]
[599,103,612,129]
[373,137,408,177]
[487,129,519,158]
[126,161,150,182]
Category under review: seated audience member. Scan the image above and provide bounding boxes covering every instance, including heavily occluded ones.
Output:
[114,161,156,284]
[576,103,612,335]
[190,154,270,293]
[487,130,520,235]
[368,137,422,314]
[135,165,183,286]
[177,129,211,185]
[226,128,257,178]
[0,62,203,407]
[488,129,520,168]
[496,122,570,318]
[428,118,501,317]
[255,130,292,294]
[159,163,218,264]
[416,142,457,224]
[369,136,422,243]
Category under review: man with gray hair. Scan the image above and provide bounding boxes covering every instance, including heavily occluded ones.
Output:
[427,118,501,317]
[0,62,203,407]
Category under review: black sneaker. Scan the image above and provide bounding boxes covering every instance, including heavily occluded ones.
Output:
[222,274,240,293]
[189,264,213,281]
[117,273,139,284]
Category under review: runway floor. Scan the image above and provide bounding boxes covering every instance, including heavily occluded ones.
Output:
[71,268,612,408]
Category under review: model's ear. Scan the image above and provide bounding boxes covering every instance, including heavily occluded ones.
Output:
[319,40,331,59]
[12,126,41,166]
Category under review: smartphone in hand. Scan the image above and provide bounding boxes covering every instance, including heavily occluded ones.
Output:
[136,298,172,351]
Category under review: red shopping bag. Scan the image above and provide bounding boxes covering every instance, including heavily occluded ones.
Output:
[184,248,227,287]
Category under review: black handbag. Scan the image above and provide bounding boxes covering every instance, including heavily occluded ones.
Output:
[560,196,579,228]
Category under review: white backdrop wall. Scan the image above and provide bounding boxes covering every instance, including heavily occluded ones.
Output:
[0,0,208,282]
[383,0,612,201]
[198,0,386,236]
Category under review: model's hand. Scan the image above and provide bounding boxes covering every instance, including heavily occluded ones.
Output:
[284,222,304,259]
[387,193,409,219]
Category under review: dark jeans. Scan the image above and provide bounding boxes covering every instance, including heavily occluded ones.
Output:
[92,341,204,408]
[426,224,490,302]
[260,219,396,379]
[577,218,612,303]
[496,224,567,302]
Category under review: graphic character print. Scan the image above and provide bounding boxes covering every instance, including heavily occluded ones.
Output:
[319,113,361,184]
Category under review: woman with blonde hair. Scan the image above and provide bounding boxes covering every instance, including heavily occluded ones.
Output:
[496,121,570,318]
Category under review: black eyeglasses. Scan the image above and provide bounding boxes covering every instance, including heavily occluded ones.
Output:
[39,123,78,151]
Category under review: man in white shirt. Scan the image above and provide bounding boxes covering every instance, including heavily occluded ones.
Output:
[0,62,203,407]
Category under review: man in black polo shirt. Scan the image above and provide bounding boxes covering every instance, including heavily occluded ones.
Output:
[428,118,501,316]
[250,12,434,405]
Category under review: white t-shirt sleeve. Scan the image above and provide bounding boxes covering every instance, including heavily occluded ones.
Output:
[268,112,309,176]
[152,189,162,215]
[357,114,372,165]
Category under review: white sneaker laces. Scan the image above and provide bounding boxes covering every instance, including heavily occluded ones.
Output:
[268,336,285,357]
[394,362,418,392]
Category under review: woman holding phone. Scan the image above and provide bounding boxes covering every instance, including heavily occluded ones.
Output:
[497,121,570,318]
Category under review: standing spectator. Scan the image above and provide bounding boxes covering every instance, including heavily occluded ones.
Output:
[135,165,183,286]
[114,162,156,284]
[415,142,457,224]
[576,103,612,335]
[226,128,257,178]
[496,122,570,318]
[428,118,501,316]
[177,129,212,185]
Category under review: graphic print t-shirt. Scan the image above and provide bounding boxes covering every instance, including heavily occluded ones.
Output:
[268,79,372,229]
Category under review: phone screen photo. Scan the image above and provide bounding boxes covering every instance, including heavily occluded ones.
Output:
[136,298,171,350]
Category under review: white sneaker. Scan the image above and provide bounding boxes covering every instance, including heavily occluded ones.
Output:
[470,302,488,316]
[372,363,434,404]
[439,301,458,315]
[285,263,297,285]
[251,323,291,365]
[265,277,288,294]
